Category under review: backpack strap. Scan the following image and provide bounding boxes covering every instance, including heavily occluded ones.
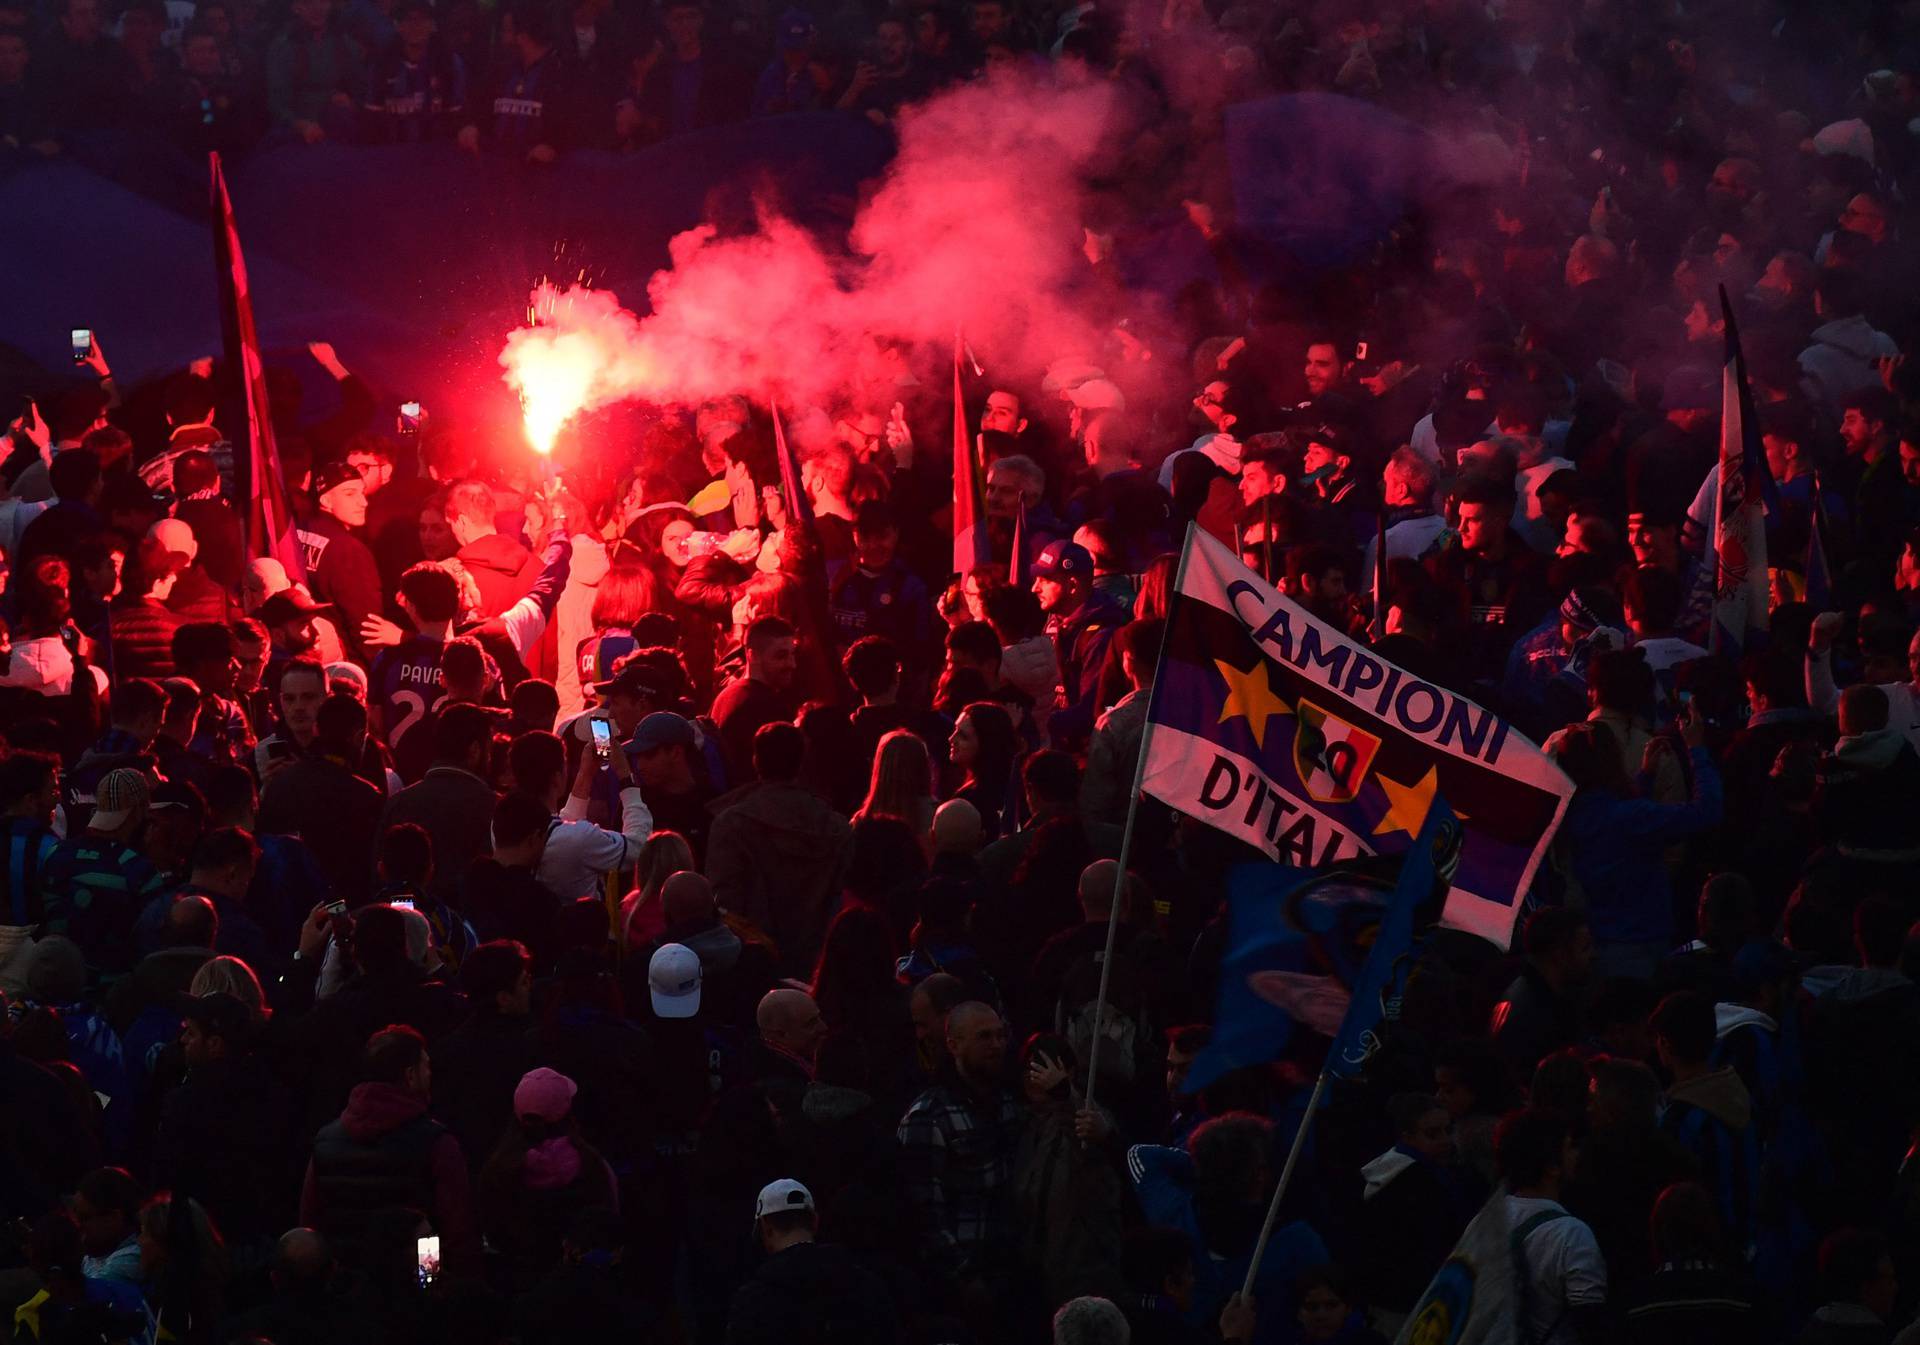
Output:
[1510,1207,1573,1345]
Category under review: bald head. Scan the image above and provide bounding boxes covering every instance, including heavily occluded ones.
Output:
[1078,859,1128,921]
[661,871,716,934]
[947,997,996,1030]
[164,893,219,949]
[275,1228,332,1286]
[932,798,983,856]
[757,988,827,1059]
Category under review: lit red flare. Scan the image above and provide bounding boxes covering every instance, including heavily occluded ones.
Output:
[498,282,649,455]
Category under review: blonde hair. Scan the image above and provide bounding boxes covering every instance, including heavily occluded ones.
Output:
[190,955,269,1023]
[623,830,696,949]
[856,729,935,835]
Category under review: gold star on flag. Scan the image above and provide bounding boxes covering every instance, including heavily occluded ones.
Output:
[1373,765,1441,839]
[1214,659,1292,749]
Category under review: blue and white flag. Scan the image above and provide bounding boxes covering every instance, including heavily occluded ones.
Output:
[1184,801,1461,1094]
[1141,526,1570,947]
[1710,286,1775,655]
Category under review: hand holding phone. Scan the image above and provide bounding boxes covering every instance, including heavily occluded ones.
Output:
[71,328,93,365]
[590,717,612,761]
[416,1235,441,1288]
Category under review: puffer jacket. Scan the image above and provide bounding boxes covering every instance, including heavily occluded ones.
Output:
[108,598,182,680]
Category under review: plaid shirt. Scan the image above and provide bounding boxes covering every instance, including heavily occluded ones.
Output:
[897,1082,1025,1276]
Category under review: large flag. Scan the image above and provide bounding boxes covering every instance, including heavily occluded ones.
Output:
[1185,800,1461,1094]
[1142,527,1571,947]
[1326,800,1461,1077]
[1709,285,1774,655]
[952,338,988,575]
[1393,1189,1518,1345]
[210,152,304,581]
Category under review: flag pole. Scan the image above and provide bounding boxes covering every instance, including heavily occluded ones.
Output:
[1371,496,1387,640]
[1241,1071,1329,1296]
[1261,492,1274,585]
[1083,525,1194,1116]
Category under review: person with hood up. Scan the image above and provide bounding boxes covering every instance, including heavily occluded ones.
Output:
[1798,270,1899,410]
[476,1066,618,1284]
[705,721,851,977]
[725,1177,898,1345]
[1653,992,1759,1262]
[1353,1094,1475,1325]
[1812,683,1920,866]
[300,1024,478,1276]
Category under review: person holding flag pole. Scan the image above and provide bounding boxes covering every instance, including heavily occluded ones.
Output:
[1232,800,1462,1301]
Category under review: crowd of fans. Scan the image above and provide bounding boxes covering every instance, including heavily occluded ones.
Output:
[0,0,1056,160]
[11,0,1920,1342]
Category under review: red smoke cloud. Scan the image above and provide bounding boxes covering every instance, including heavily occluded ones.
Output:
[501,66,1122,442]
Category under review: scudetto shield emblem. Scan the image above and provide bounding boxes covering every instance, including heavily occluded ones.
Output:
[1291,698,1382,804]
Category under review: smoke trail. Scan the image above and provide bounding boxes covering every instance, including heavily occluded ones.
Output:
[500,66,1122,436]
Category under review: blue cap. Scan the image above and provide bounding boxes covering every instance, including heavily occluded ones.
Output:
[1032,540,1093,579]
[631,711,696,754]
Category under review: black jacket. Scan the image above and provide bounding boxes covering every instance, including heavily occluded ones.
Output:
[383,766,499,906]
[152,1048,297,1243]
[296,511,385,659]
[0,1040,101,1218]
[725,1240,897,1345]
[432,1008,539,1170]
[258,754,386,902]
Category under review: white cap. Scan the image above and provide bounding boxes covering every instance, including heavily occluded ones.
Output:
[754,1178,816,1221]
[648,943,702,1019]
[1065,378,1126,412]
[147,517,199,562]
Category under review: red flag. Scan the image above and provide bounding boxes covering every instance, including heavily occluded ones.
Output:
[952,338,987,576]
[211,152,304,581]
[771,398,814,532]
